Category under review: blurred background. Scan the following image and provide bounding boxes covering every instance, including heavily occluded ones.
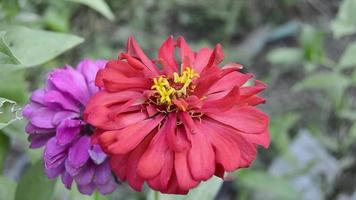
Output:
[1,0,356,199]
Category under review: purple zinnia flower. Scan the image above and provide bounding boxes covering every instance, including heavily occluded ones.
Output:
[23,59,117,195]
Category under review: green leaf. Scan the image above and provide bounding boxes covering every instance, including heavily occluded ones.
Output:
[293,72,350,106]
[148,176,222,200]
[1,26,84,69]
[237,170,302,200]
[331,0,356,38]
[15,160,56,200]
[300,25,325,65]
[338,41,356,69]
[0,97,21,130]
[0,31,20,64]
[0,133,10,172]
[0,69,28,103]
[66,0,114,21]
[270,113,300,154]
[266,47,303,65]
[0,175,17,200]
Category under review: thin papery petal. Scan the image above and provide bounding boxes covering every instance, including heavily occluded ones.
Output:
[97,178,117,194]
[94,162,111,185]
[88,145,107,165]
[76,59,105,95]
[177,36,195,66]
[166,114,190,152]
[184,115,215,181]
[207,106,268,134]
[77,183,95,195]
[56,119,82,145]
[193,48,213,73]
[75,164,95,185]
[204,44,224,69]
[61,172,73,189]
[126,36,160,76]
[68,136,91,168]
[103,115,164,154]
[126,134,154,191]
[30,107,56,128]
[175,149,199,190]
[49,66,89,105]
[207,72,253,95]
[201,87,240,113]
[44,90,79,112]
[29,134,53,148]
[158,36,178,74]
[137,118,172,179]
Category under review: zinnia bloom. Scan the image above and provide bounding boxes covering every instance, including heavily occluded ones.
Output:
[23,59,117,195]
[84,36,270,194]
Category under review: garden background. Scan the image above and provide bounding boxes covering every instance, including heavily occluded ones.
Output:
[1,0,356,199]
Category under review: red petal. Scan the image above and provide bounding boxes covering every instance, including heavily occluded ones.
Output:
[125,133,154,191]
[167,124,190,152]
[240,80,267,98]
[201,87,240,113]
[137,119,173,179]
[158,36,178,74]
[207,72,253,95]
[126,35,159,76]
[207,106,268,134]
[204,44,224,70]
[187,120,215,181]
[175,149,199,190]
[104,115,164,154]
[177,36,195,65]
[193,47,213,73]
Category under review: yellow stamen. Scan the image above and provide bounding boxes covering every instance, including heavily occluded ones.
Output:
[151,67,199,106]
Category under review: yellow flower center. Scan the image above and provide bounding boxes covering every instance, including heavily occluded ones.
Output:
[151,67,199,106]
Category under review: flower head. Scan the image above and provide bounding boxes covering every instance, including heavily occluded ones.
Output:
[85,36,270,194]
[23,59,117,195]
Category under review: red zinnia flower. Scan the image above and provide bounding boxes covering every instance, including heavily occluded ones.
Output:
[84,36,269,194]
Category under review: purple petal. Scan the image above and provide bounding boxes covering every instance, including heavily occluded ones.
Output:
[94,162,111,185]
[52,111,79,126]
[29,107,56,128]
[28,133,53,148]
[68,136,90,168]
[74,163,95,185]
[44,90,80,112]
[56,119,82,145]
[45,162,65,179]
[61,172,73,189]
[25,123,53,135]
[88,145,107,165]
[44,138,68,169]
[77,183,95,195]
[97,178,117,195]
[65,158,81,176]
[49,66,90,105]
[30,89,46,104]
[76,59,105,95]
[22,102,42,118]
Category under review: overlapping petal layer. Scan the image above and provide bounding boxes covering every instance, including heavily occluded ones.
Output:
[23,59,117,195]
[85,36,270,194]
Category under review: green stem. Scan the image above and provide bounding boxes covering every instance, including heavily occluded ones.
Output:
[154,190,159,200]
